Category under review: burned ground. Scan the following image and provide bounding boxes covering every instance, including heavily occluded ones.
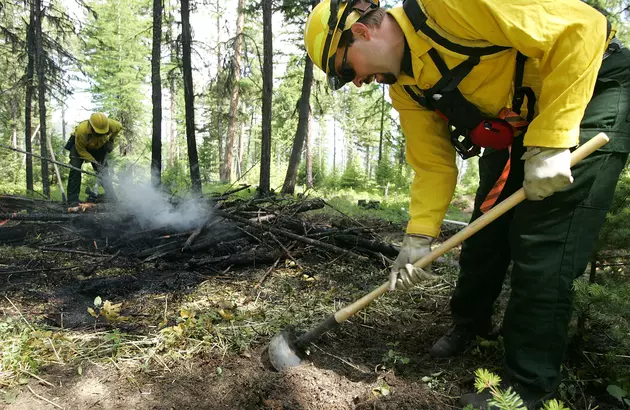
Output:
[0,195,624,410]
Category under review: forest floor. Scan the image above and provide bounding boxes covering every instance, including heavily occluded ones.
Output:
[0,199,624,410]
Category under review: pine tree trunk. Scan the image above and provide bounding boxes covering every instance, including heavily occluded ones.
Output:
[11,101,18,159]
[365,144,371,180]
[216,4,224,179]
[222,0,244,183]
[332,116,336,174]
[25,1,36,192]
[180,0,201,193]
[305,110,313,188]
[35,0,49,197]
[168,0,177,167]
[246,110,254,172]
[151,0,163,186]
[378,84,385,164]
[237,122,243,179]
[169,76,176,166]
[259,0,273,194]
[281,55,313,195]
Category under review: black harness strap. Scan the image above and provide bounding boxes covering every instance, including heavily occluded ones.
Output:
[511,52,536,122]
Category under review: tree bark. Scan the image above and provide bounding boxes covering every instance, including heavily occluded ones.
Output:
[25,0,36,192]
[259,0,273,194]
[222,0,244,183]
[169,76,176,166]
[378,84,385,164]
[35,0,49,197]
[180,0,201,193]
[305,109,313,188]
[281,55,313,195]
[151,0,163,186]
[11,101,18,159]
[216,3,224,179]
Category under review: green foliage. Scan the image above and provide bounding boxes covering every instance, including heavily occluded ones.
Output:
[607,384,630,406]
[297,157,325,187]
[381,341,410,368]
[473,369,570,410]
[81,0,152,154]
[340,157,366,188]
[457,156,480,196]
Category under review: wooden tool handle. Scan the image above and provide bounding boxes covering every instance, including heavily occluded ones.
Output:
[333,133,609,323]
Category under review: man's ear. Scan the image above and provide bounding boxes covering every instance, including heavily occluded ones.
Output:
[350,23,371,41]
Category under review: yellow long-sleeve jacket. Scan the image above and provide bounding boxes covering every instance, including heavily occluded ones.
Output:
[73,119,123,163]
[388,0,608,237]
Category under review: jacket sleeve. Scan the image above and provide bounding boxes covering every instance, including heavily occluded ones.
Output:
[74,128,96,163]
[390,84,458,238]
[108,120,123,143]
[423,0,608,148]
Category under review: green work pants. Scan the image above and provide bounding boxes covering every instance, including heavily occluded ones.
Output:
[66,145,114,203]
[450,47,630,395]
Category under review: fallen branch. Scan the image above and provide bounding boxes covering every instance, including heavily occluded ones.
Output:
[84,250,122,276]
[0,142,98,177]
[27,385,64,410]
[39,247,110,257]
[182,218,218,252]
[214,208,369,261]
[249,253,285,298]
[0,265,81,275]
[187,247,282,269]
[0,213,83,221]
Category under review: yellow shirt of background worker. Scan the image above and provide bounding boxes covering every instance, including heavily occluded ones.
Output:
[73,113,122,163]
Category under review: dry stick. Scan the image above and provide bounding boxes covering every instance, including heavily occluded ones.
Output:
[0,213,83,221]
[26,385,64,410]
[46,134,66,202]
[182,218,218,252]
[4,296,34,331]
[84,250,121,276]
[213,209,369,261]
[19,369,54,387]
[0,265,81,275]
[249,254,285,298]
[267,234,301,269]
[39,247,110,257]
[220,184,251,197]
[0,142,98,177]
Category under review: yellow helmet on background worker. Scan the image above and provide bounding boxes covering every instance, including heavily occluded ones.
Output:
[89,112,110,134]
[304,0,378,90]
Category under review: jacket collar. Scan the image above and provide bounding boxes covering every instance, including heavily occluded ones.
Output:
[388,6,431,86]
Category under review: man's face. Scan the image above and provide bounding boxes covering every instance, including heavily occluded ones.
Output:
[334,37,398,88]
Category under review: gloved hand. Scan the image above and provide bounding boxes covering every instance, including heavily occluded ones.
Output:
[104,141,114,153]
[521,146,573,201]
[389,234,437,291]
[93,162,104,174]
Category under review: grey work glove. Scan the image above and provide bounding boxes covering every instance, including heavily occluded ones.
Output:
[389,234,437,291]
[522,146,573,201]
[104,140,114,153]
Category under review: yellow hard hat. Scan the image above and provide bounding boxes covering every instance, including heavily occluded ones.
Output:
[89,112,110,134]
[304,0,378,90]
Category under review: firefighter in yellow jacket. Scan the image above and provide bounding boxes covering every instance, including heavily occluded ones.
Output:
[65,112,122,204]
[305,0,630,407]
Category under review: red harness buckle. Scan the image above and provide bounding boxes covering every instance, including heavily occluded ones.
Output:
[470,120,514,150]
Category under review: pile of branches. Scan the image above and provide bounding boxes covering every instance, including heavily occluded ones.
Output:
[0,189,402,276]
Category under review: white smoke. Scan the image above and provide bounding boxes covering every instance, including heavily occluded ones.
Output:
[112,172,211,231]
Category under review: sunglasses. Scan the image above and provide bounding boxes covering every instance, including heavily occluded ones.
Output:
[327,40,356,90]
[321,0,354,90]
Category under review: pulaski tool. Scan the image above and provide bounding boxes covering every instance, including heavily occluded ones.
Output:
[267,133,610,371]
